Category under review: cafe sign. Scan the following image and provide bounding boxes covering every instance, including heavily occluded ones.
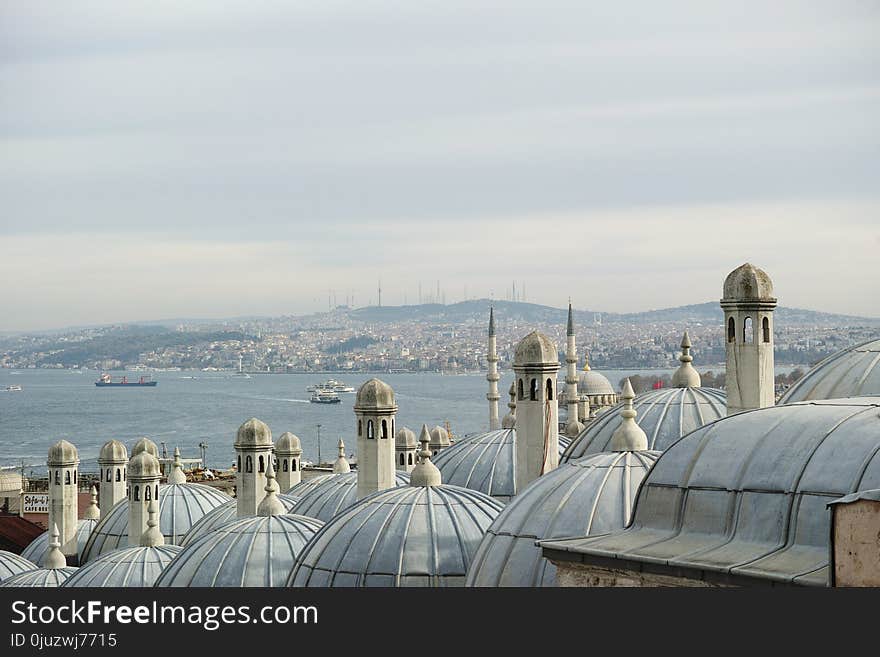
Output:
[22,493,49,514]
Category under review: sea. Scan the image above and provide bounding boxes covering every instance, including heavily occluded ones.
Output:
[0,365,801,476]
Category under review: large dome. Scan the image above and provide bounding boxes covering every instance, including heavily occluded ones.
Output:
[156,514,324,587]
[291,471,411,522]
[180,494,300,548]
[543,397,880,586]
[80,483,230,562]
[562,387,727,462]
[21,518,98,566]
[61,545,182,587]
[289,485,503,587]
[0,550,36,583]
[778,338,880,404]
[0,567,77,587]
[577,370,614,396]
[466,450,660,587]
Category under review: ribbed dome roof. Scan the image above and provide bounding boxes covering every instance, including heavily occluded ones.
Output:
[354,378,396,410]
[180,494,300,548]
[131,437,158,458]
[778,338,880,404]
[722,262,775,300]
[289,485,503,587]
[513,331,558,367]
[467,450,660,587]
[61,545,182,587]
[21,518,98,565]
[0,567,77,588]
[156,514,324,587]
[0,472,22,494]
[80,483,230,563]
[48,439,78,465]
[0,550,36,583]
[429,425,450,448]
[275,432,302,453]
[562,387,727,462]
[577,370,614,396]
[98,439,128,463]
[128,451,160,478]
[395,426,417,448]
[291,471,411,523]
[235,418,272,448]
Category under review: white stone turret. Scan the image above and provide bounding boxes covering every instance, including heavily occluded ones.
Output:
[127,450,161,547]
[609,379,648,451]
[141,500,164,547]
[565,303,585,438]
[501,382,517,429]
[97,439,127,517]
[275,432,302,491]
[131,437,159,459]
[47,440,79,561]
[234,418,274,518]
[395,426,417,472]
[354,378,398,500]
[257,459,285,517]
[333,439,351,474]
[410,425,442,487]
[83,485,100,520]
[486,307,501,430]
[513,331,560,491]
[721,263,777,414]
[671,331,702,388]
[167,446,187,484]
[43,523,67,569]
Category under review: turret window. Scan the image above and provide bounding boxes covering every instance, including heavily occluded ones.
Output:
[145,485,151,501]
[237,455,242,471]
[246,456,253,473]
[116,468,121,482]
[105,468,111,483]
[367,420,374,439]
[381,420,388,439]
[154,485,159,499]
[530,379,537,401]
[727,317,735,342]
[762,317,770,343]
[408,453,413,465]
[73,470,77,484]
[546,379,553,401]
[259,455,265,473]
[292,460,298,471]
[400,453,405,466]
[283,459,289,472]
[743,317,754,344]
[65,471,71,485]
[518,379,524,401]
[134,485,140,501]
[358,420,362,437]
[54,470,59,485]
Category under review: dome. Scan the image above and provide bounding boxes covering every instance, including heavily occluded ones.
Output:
[131,437,159,458]
[546,397,880,586]
[577,370,614,396]
[466,450,660,587]
[429,425,450,449]
[0,472,22,495]
[156,514,324,587]
[354,378,396,410]
[235,418,272,448]
[180,494,300,548]
[0,550,36,583]
[722,262,775,301]
[275,432,302,454]
[288,485,503,587]
[778,338,880,404]
[513,331,558,367]
[128,451,160,478]
[291,471,411,523]
[562,387,727,462]
[48,439,78,465]
[21,518,98,565]
[80,483,230,562]
[98,439,128,463]
[61,545,182,587]
[0,567,77,587]
[395,426,417,448]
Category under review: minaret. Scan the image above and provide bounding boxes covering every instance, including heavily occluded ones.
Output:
[410,425,442,487]
[486,307,501,430]
[42,523,67,569]
[565,303,585,438]
[354,378,398,500]
[671,331,702,388]
[97,439,127,517]
[141,501,164,547]
[395,427,417,472]
[167,446,187,484]
[333,439,351,474]
[512,331,560,491]
[578,352,593,423]
[609,379,648,451]
[47,440,79,562]
[721,263,777,414]
[83,485,100,521]
[501,382,517,429]
[275,432,302,491]
[234,418,274,517]
[256,459,285,517]
[127,450,161,547]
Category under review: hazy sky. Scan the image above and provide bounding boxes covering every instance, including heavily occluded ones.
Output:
[2,1,879,331]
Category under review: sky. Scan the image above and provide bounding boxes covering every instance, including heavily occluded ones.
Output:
[1,1,878,331]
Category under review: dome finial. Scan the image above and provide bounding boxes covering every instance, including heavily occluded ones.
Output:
[609,379,648,451]
[168,445,187,484]
[583,350,591,372]
[333,439,351,474]
[257,458,285,517]
[84,484,101,520]
[42,522,67,569]
[410,425,442,487]
[671,330,702,388]
[141,500,165,546]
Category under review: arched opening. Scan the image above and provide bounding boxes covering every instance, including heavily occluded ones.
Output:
[258,455,265,473]
[237,455,241,471]
[530,378,537,401]
[73,470,77,484]
[116,468,121,482]
[743,317,754,344]
[399,453,405,466]
[283,459,289,472]
[367,420,374,439]
[105,468,111,483]
[65,471,71,485]
[358,420,362,437]
[154,485,159,500]
[518,379,524,400]
[246,456,252,473]
[54,470,59,485]
[381,419,388,439]
[408,453,413,465]
[727,317,735,342]
[546,379,553,401]
[762,316,770,343]
[134,485,140,501]
[292,460,298,472]
[392,420,395,436]
[145,485,151,501]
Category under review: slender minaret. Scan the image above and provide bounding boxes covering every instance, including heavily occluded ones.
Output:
[47,440,79,562]
[275,432,302,491]
[167,446,187,484]
[486,307,501,430]
[395,426,417,472]
[234,418,274,517]
[410,425,442,487]
[609,379,648,451]
[501,382,517,429]
[565,303,585,438]
[127,450,161,547]
[578,352,593,423]
[42,523,67,569]
[721,263,777,414]
[671,331,702,388]
[97,439,127,517]
[513,331,560,491]
[333,439,351,474]
[257,459,285,517]
[354,378,398,500]
[141,501,164,547]
[83,485,100,521]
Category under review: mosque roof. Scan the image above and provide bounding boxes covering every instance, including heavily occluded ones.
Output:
[778,337,880,404]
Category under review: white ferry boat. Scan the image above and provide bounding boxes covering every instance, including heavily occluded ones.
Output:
[309,389,342,404]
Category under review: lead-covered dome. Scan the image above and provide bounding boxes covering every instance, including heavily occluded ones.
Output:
[514,331,558,367]
[48,439,78,465]
[128,451,161,478]
[235,418,272,448]
[131,437,159,458]
[180,494,300,547]
[291,471,411,522]
[275,432,302,453]
[61,545,182,588]
[354,378,396,410]
[288,485,503,587]
[80,483,230,562]
[578,370,614,396]
[562,387,726,462]
[467,450,660,587]
[395,426,417,448]
[778,338,880,404]
[0,566,77,588]
[0,551,36,583]
[21,518,99,565]
[722,262,775,300]
[98,439,128,463]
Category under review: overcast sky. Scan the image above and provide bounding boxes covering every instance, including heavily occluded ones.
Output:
[1,1,878,331]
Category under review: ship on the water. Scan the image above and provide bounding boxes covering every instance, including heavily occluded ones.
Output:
[95,373,158,387]
[309,388,341,404]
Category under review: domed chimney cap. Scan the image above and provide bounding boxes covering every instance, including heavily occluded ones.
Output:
[235,418,273,448]
[128,451,161,479]
[354,378,397,411]
[276,432,302,454]
[48,440,78,466]
[131,437,159,459]
[513,331,558,368]
[395,426,417,448]
[98,439,128,464]
[722,263,776,302]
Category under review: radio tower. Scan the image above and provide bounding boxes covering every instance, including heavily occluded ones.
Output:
[378,281,382,307]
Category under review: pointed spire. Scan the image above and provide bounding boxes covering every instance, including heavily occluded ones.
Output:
[332,439,351,474]
[488,306,495,337]
[502,382,517,428]
[83,485,100,520]
[257,458,285,516]
[567,302,574,336]
[42,523,67,569]
[671,330,702,388]
[609,379,648,451]
[167,445,186,484]
[141,500,165,547]
[410,425,442,487]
